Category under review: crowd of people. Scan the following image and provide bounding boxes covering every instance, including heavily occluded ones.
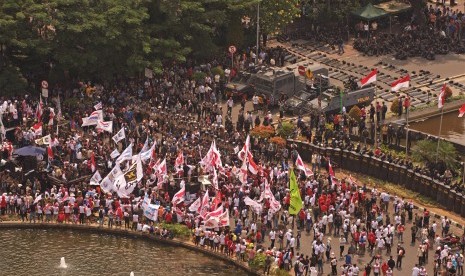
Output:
[354,4,465,60]
[0,49,464,276]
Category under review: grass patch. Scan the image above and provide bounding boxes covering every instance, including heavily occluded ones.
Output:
[158,222,192,240]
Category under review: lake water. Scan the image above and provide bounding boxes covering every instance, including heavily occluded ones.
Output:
[410,111,465,146]
[0,228,247,276]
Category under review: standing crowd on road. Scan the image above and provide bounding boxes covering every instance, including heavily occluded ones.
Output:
[0,52,464,276]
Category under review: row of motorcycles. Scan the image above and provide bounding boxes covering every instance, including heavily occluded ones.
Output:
[354,27,465,60]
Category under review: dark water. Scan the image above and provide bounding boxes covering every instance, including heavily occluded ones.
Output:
[410,111,465,145]
[0,229,246,276]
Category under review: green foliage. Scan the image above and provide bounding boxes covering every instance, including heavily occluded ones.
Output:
[277,121,295,138]
[192,72,207,82]
[0,65,28,96]
[159,223,191,240]
[348,105,362,122]
[390,98,400,115]
[211,66,225,78]
[304,0,361,24]
[325,122,334,131]
[412,140,458,169]
[260,0,301,35]
[249,252,266,270]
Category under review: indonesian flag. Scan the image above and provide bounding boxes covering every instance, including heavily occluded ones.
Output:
[438,83,447,109]
[328,159,335,177]
[295,153,313,177]
[175,151,184,173]
[391,75,410,92]
[32,122,43,136]
[171,182,186,206]
[360,69,377,87]
[89,152,96,172]
[47,145,53,162]
[48,108,55,126]
[248,154,259,175]
[459,103,465,118]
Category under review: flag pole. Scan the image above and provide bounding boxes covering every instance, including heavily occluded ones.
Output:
[374,79,378,148]
[405,97,409,156]
[435,107,444,163]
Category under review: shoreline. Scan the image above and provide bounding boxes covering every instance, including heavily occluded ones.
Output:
[0,222,260,276]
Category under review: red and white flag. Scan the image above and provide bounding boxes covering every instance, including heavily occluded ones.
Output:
[295,153,313,177]
[328,159,335,177]
[199,191,210,218]
[175,151,184,173]
[459,103,465,118]
[171,182,185,206]
[237,158,248,184]
[89,152,96,172]
[48,108,55,126]
[360,69,377,87]
[248,155,259,175]
[188,197,202,213]
[212,167,219,190]
[391,75,410,92]
[238,135,250,161]
[47,145,54,162]
[211,191,222,210]
[35,99,43,121]
[205,205,224,220]
[32,122,43,136]
[438,83,447,109]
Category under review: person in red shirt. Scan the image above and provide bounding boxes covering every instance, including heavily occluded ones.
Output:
[165,211,172,223]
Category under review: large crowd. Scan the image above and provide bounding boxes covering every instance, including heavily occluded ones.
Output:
[0,50,464,276]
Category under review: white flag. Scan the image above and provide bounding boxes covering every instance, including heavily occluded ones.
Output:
[189,197,202,213]
[110,149,120,159]
[33,194,42,204]
[244,196,263,215]
[89,171,102,185]
[94,102,102,110]
[96,120,113,133]
[81,110,103,127]
[116,143,133,163]
[35,134,51,145]
[112,127,126,143]
[114,154,143,197]
[100,165,122,193]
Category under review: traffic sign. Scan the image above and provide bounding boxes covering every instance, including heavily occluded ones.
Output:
[228,45,237,54]
[41,80,48,89]
[298,66,305,76]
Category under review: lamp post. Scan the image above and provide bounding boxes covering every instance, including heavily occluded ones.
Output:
[256,1,260,65]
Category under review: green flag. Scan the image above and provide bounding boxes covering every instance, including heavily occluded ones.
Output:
[288,169,302,215]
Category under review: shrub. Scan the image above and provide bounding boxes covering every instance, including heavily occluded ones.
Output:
[277,121,295,139]
[348,105,362,122]
[249,252,266,270]
[444,86,452,100]
[250,125,275,139]
[211,66,225,78]
[270,136,286,148]
[192,72,207,83]
[159,223,191,240]
[390,98,400,115]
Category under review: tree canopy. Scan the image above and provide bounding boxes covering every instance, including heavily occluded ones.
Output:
[0,0,300,95]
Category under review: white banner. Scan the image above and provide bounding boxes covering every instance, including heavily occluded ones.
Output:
[116,143,133,164]
[110,149,120,159]
[112,127,126,143]
[96,120,113,133]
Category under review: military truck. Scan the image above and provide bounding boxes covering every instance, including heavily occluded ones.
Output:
[302,86,375,115]
[249,64,328,106]
[224,72,254,99]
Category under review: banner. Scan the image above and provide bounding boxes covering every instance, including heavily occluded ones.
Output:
[110,149,120,159]
[171,182,186,206]
[112,127,126,143]
[90,171,102,185]
[81,110,103,127]
[289,169,302,215]
[35,134,51,145]
[100,165,123,193]
[116,143,133,163]
[114,155,143,197]
[244,196,262,215]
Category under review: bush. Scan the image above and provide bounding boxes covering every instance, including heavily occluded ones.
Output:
[444,86,452,100]
[0,66,28,96]
[390,98,400,115]
[348,105,362,122]
[249,252,266,270]
[270,136,286,148]
[211,66,225,78]
[159,223,191,240]
[192,71,207,83]
[250,125,275,139]
[277,121,295,139]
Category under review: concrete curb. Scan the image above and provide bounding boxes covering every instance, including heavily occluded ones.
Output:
[0,222,260,276]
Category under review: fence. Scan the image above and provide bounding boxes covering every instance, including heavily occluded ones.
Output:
[288,139,465,218]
